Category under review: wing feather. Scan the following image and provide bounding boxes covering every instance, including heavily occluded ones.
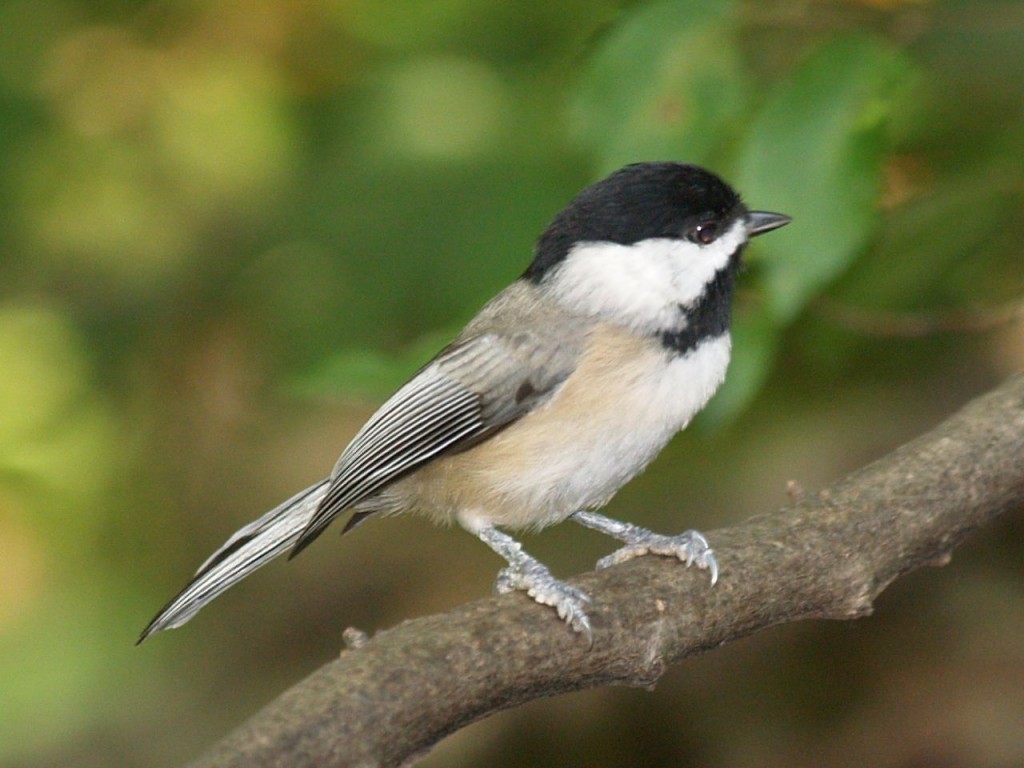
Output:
[290,329,578,555]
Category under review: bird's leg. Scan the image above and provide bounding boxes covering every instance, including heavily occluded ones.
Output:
[570,510,719,585]
[469,523,592,639]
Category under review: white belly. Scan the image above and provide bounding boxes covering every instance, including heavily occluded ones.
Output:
[450,328,732,529]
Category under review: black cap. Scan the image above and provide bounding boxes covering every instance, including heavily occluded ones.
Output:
[526,163,745,282]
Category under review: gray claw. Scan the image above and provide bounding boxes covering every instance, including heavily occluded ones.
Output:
[494,567,517,595]
[597,528,719,585]
[495,563,593,641]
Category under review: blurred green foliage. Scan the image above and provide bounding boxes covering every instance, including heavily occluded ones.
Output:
[1,1,1022,767]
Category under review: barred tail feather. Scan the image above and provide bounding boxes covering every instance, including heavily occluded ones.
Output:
[137,479,331,644]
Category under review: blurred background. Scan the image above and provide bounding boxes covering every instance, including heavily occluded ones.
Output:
[1,0,1022,766]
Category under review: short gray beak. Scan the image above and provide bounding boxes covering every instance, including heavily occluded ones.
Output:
[747,211,791,237]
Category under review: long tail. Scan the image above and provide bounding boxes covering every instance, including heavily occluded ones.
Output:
[137,479,330,644]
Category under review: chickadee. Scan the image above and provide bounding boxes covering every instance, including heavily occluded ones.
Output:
[139,162,790,643]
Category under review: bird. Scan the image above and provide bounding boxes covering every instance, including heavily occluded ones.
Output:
[138,161,790,644]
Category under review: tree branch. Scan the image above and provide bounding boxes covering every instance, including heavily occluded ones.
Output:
[188,374,1024,768]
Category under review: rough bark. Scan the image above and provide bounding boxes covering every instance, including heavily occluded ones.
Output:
[188,374,1024,768]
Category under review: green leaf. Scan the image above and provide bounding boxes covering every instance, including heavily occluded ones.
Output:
[572,0,747,173]
[736,35,916,322]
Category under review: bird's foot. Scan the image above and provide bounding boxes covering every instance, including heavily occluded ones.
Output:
[495,560,593,640]
[596,529,718,584]
[570,511,719,584]
[469,522,593,640]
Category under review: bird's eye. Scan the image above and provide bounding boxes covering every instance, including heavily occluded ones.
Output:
[688,222,720,245]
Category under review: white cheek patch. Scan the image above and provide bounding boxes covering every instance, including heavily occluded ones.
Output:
[545,219,746,332]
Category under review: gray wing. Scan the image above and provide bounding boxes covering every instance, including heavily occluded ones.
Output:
[290,330,577,555]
